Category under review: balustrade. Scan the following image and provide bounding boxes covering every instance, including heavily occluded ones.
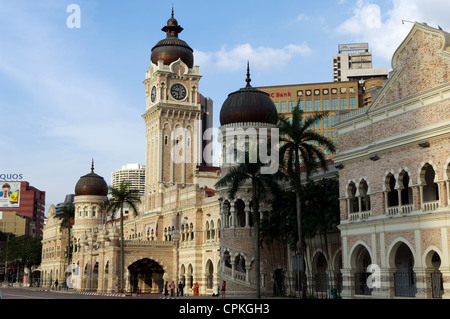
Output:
[422,200,439,212]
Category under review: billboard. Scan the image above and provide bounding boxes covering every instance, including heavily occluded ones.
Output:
[339,43,369,53]
[0,182,21,208]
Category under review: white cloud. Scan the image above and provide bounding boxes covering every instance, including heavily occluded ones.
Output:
[297,13,310,22]
[195,43,311,72]
[336,0,450,62]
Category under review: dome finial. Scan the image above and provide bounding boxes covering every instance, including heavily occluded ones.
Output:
[91,158,94,172]
[246,61,251,87]
[171,4,174,18]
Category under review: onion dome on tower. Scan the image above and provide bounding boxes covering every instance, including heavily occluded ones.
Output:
[220,63,278,126]
[150,9,194,68]
[74,160,108,196]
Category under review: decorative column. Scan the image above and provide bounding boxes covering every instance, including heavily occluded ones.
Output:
[244,201,250,228]
[438,182,447,207]
[339,268,354,299]
[440,268,450,299]
[230,205,236,229]
[418,185,424,210]
[412,185,421,211]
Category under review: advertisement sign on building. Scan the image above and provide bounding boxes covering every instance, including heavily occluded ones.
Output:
[0,182,21,208]
[338,43,369,53]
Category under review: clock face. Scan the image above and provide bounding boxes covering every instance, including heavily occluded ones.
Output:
[170,83,187,100]
[151,86,157,102]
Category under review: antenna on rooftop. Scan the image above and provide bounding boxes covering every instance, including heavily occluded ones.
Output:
[402,20,414,25]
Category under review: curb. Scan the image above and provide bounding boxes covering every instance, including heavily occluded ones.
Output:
[37,289,126,298]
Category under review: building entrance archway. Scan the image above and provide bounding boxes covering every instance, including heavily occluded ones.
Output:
[128,258,164,294]
[393,243,416,297]
[351,245,372,296]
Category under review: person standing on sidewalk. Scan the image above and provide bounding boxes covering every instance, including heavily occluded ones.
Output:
[178,281,184,296]
[170,281,175,297]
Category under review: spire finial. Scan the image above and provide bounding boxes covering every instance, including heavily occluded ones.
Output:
[245,61,252,87]
[171,4,174,18]
[91,158,94,172]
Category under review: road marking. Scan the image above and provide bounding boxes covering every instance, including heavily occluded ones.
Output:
[1,293,50,299]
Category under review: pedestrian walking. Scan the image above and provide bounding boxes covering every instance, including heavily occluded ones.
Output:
[55,279,59,291]
[164,281,169,297]
[221,280,226,298]
[193,282,199,296]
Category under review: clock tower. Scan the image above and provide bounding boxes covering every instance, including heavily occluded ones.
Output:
[142,10,207,212]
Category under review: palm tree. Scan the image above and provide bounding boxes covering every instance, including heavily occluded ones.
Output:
[302,178,340,296]
[302,178,340,243]
[278,104,336,298]
[103,180,141,293]
[216,157,282,298]
[59,203,75,263]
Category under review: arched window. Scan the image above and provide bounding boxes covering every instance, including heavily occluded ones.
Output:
[386,174,399,207]
[206,221,210,240]
[217,219,221,240]
[234,254,246,273]
[235,200,245,227]
[210,220,215,240]
[359,180,370,212]
[223,251,231,269]
[206,260,214,289]
[422,164,439,202]
[347,182,358,214]
[399,170,413,205]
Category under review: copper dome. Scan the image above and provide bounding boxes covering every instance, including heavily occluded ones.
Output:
[220,65,278,126]
[150,11,194,68]
[74,163,108,197]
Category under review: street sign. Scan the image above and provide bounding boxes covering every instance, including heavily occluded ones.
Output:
[292,254,304,272]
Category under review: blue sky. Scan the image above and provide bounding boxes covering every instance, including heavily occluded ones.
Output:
[1,0,449,214]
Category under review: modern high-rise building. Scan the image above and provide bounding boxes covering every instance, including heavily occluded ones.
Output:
[0,211,36,237]
[333,43,388,82]
[111,164,146,197]
[257,80,363,161]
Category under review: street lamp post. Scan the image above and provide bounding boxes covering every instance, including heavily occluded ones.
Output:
[3,235,9,287]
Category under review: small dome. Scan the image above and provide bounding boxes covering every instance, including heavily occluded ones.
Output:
[220,65,278,126]
[151,38,194,68]
[150,10,194,68]
[167,16,178,26]
[75,162,108,196]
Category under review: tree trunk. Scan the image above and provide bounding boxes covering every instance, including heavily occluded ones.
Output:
[253,182,261,299]
[294,158,307,299]
[120,204,125,292]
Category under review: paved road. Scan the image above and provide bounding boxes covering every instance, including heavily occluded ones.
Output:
[0,287,136,299]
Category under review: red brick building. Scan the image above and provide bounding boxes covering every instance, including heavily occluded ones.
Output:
[0,181,45,237]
